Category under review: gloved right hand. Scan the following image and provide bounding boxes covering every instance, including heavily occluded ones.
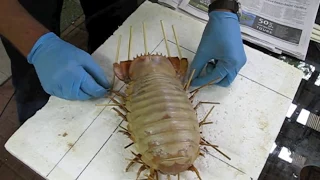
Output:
[190,11,247,87]
[27,32,110,101]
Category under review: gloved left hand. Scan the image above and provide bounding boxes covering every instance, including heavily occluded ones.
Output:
[27,32,110,100]
[190,11,247,87]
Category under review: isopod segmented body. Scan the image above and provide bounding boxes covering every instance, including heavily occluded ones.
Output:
[108,21,230,180]
[114,53,201,175]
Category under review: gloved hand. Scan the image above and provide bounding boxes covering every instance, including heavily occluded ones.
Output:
[27,32,110,100]
[190,11,247,87]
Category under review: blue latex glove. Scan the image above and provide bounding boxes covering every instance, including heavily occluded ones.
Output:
[27,32,110,100]
[190,11,247,87]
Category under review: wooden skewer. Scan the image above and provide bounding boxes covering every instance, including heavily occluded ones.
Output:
[184,69,195,90]
[201,138,231,160]
[95,103,123,107]
[199,104,215,125]
[199,102,220,105]
[160,20,171,57]
[143,22,148,54]
[194,101,220,110]
[189,77,221,94]
[172,25,182,59]
[116,35,121,63]
[111,35,122,90]
[128,26,133,60]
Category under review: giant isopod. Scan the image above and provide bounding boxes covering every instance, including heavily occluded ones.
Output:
[103,20,231,180]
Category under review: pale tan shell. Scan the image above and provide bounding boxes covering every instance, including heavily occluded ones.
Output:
[124,55,200,175]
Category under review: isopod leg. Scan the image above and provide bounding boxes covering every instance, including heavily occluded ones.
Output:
[188,165,202,180]
[117,125,135,148]
[154,170,159,180]
[200,139,218,148]
[111,107,127,121]
[194,100,231,160]
[198,105,215,127]
[196,105,232,161]
[125,152,143,172]
[194,101,220,110]
[110,89,126,101]
[166,175,171,180]
[124,142,134,149]
[118,125,131,138]
[109,96,129,113]
[136,165,147,180]
[200,138,231,160]
[118,129,131,138]
[149,168,158,180]
[189,89,199,102]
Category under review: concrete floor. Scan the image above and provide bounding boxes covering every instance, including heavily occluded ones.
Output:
[60,0,84,32]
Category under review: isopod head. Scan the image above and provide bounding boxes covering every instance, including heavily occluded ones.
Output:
[113,53,189,83]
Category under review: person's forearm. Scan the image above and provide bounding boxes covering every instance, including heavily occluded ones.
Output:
[0,0,50,57]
